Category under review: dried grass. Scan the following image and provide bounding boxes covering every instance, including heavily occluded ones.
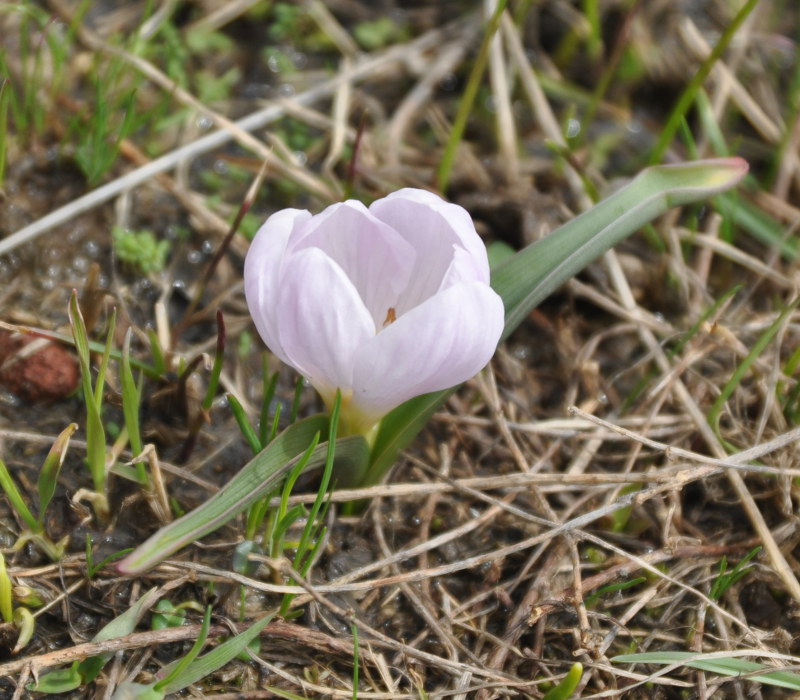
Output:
[1,1,800,698]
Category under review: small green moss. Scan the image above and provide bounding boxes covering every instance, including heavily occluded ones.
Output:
[353,17,407,51]
[112,226,171,274]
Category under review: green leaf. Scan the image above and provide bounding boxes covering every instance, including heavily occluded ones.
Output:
[118,415,369,574]
[30,666,84,694]
[0,552,13,623]
[151,600,186,630]
[367,158,748,486]
[542,662,583,700]
[68,292,108,501]
[613,651,800,690]
[157,613,275,693]
[0,455,39,533]
[486,240,516,269]
[492,158,749,338]
[154,606,212,690]
[121,328,144,462]
[37,423,77,524]
[12,606,36,652]
[76,587,161,684]
[33,588,161,691]
[709,546,762,602]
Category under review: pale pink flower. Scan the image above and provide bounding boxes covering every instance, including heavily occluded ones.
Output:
[244,188,504,436]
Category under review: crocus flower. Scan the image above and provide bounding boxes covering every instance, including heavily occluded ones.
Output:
[244,188,504,437]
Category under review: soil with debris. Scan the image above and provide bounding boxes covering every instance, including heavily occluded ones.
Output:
[1,1,800,699]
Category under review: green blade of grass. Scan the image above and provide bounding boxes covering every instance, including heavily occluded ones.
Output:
[710,546,761,602]
[648,0,759,163]
[121,328,144,462]
[227,394,262,455]
[68,292,109,503]
[351,622,360,700]
[721,193,799,261]
[93,309,116,407]
[154,606,212,691]
[37,423,78,525]
[613,652,800,690]
[436,0,507,192]
[0,457,40,533]
[707,299,800,439]
[32,588,162,692]
[158,612,275,693]
[118,415,369,574]
[259,366,279,447]
[293,395,341,568]
[0,78,10,185]
[201,311,226,412]
[0,553,13,623]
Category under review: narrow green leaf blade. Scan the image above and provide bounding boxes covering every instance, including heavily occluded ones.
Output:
[542,662,583,700]
[155,607,212,690]
[120,328,144,460]
[492,157,749,338]
[33,588,161,691]
[37,423,77,522]
[76,587,162,684]
[68,291,107,494]
[118,415,369,574]
[0,456,39,532]
[29,666,84,694]
[159,613,275,693]
[613,651,800,690]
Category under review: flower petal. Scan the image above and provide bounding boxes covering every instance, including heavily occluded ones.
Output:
[350,281,504,422]
[370,188,491,314]
[276,248,375,404]
[244,209,311,364]
[290,201,416,329]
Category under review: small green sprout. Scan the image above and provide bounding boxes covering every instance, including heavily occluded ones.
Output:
[69,292,115,523]
[542,663,583,700]
[353,17,407,51]
[0,423,75,560]
[0,553,37,653]
[31,588,162,694]
[112,226,171,274]
[151,599,204,630]
[710,547,762,601]
[85,535,133,579]
[585,577,647,608]
[111,609,275,700]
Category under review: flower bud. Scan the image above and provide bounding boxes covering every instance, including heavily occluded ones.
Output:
[244,188,504,436]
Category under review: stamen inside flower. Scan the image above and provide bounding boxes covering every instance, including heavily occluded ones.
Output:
[382,307,397,328]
